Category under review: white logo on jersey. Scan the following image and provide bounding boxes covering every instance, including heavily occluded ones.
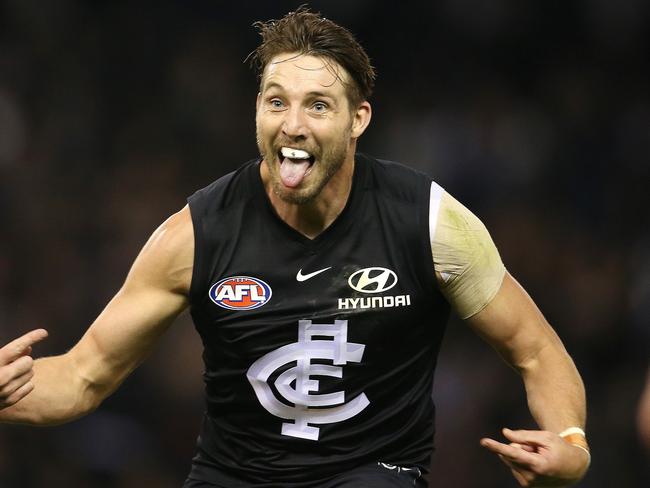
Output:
[339,267,410,310]
[296,267,332,282]
[338,295,411,310]
[348,267,397,293]
[246,319,369,441]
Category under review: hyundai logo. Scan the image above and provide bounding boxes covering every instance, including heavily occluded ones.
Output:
[348,267,398,293]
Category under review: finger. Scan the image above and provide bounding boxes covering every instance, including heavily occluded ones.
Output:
[0,381,34,408]
[0,368,34,397]
[498,453,535,473]
[503,463,531,486]
[510,467,534,487]
[7,355,34,379]
[480,438,539,467]
[0,355,34,388]
[510,442,536,453]
[502,427,553,448]
[0,329,48,364]
[497,454,536,487]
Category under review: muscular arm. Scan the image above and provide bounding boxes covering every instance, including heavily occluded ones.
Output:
[466,273,586,433]
[429,185,588,485]
[469,274,589,485]
[0,205,194,425]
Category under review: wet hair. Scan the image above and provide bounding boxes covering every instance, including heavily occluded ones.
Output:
[247,6,376,108]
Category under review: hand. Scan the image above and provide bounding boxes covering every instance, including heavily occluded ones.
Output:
[0,329,48,409]
[480,428,590,487]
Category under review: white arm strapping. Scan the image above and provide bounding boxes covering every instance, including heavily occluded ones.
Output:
[429,183,506,319]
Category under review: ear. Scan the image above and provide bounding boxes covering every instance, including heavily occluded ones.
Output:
[351,101,372,139]
[256,92,262,113]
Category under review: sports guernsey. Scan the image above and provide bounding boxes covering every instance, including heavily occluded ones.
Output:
[186,154,451,486]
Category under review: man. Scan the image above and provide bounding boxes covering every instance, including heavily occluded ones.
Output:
[0,8,589,487]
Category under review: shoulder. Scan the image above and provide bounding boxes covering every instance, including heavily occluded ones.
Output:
[146,205,194,256]
[361,153,433,184]
[127,205,194,295]
[188,159,260,216]
[433,191,486,240]
[430,191,506,319]
[358,153,433,204]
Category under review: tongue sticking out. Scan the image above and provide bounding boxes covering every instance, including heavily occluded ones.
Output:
[279,147,312,188]
[280,158,311,188]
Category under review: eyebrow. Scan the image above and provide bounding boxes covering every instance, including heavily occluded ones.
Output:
[262,82,336,100]
[262,81,285,93]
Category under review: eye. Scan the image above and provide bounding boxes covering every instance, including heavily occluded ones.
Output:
[269,98,285,110]
[312,101,328,112]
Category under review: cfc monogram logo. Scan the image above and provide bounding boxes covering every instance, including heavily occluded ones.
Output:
[246,319,369,441]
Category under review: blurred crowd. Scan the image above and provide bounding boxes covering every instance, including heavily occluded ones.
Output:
[0,1,648,487]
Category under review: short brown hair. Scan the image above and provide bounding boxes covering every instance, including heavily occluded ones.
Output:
[248,6,376,108]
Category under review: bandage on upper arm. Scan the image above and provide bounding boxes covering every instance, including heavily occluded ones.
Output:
[429,183,506,319]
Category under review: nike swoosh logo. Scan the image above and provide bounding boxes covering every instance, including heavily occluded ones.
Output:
[296,267,332,282]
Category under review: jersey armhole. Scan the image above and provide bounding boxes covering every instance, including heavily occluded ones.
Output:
[428,181,444,280]
[187,194,206,302]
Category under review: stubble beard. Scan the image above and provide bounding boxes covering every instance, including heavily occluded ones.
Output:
[256,128,351,205]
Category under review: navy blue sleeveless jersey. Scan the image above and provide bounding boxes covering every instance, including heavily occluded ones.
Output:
[186,153,450,486]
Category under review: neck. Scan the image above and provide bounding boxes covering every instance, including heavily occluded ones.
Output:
[261,155,355,240]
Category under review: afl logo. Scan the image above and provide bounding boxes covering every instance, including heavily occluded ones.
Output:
[348,267,398,293]
[209,276,272,310]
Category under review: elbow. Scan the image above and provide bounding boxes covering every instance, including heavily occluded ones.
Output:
[41,362,108,426]
[507,328,571,377]
[513,344,548,376]
[32,389,103,427]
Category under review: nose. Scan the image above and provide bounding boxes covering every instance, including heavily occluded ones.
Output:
[282,106,308,140]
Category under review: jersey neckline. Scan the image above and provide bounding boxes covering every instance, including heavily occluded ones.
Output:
[251,155,366,249]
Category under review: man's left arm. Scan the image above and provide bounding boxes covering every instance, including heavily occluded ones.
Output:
[467,272,590,486]
[429,187,589,486]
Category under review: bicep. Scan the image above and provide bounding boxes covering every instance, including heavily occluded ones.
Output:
[68,207,193,390]
[72,283,188,388]
[427,188,556,365]
[464,272,564,371]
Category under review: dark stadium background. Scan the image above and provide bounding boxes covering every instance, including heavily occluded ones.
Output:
[1,1,648,487]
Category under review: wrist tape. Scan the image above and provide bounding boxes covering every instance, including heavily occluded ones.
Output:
[559,427,591,464]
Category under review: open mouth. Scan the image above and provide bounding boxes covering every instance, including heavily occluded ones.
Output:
[277,146,316,188]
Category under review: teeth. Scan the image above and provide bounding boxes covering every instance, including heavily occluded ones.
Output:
[281,147,311,159]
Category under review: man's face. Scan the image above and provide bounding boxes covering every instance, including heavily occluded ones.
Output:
[256,53,358,204]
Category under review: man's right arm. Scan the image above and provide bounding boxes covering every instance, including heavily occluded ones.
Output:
[0,205,194,425]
